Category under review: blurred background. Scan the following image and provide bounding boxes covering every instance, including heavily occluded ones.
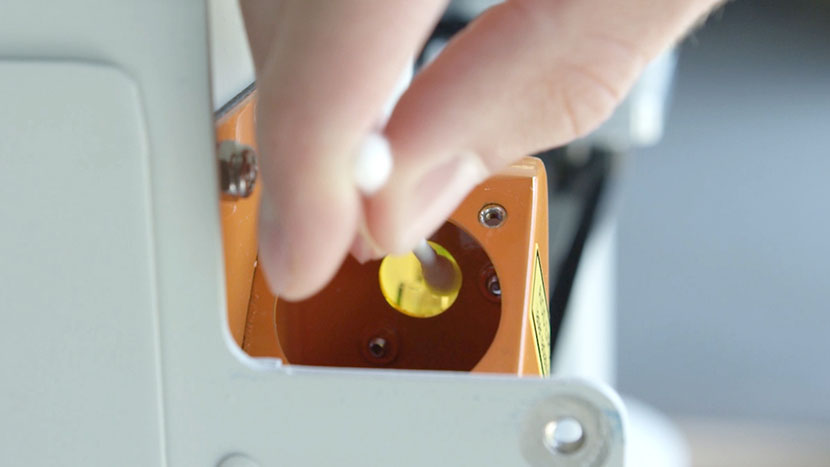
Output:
[616,1,830,465]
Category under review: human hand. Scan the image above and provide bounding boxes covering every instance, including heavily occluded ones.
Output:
[240,0,721,300]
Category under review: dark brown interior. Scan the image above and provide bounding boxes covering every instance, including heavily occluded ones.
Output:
[275,221,502,371]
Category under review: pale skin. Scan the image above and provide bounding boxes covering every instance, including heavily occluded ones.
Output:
[240,0,722,300]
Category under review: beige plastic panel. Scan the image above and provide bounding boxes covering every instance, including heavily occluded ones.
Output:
[0,60,163,466]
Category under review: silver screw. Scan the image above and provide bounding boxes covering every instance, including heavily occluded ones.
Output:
[479,204,506,228]
[543,417,585,455]
[368,337,387,358]
[217,140,258,198]
[486,273,501,297]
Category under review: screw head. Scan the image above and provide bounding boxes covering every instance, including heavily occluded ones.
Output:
[367,337,387,358]
[361,330,398,365]
[543,417,585,455]
[479,265,502,302]
[486,273,501,297]
[217,140,258,198]
[479,204,506,228]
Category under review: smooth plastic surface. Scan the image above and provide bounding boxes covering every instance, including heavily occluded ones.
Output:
[0,60,163,466]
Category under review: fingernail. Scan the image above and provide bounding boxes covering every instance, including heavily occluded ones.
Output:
[351,223,386,264]
[350,235,373,264]
[395,152,488,252]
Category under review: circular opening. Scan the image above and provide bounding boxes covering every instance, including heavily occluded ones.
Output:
[543,417,585,455]
[273,221,501,371]
[479,204,506,228]
[378,241,462,318]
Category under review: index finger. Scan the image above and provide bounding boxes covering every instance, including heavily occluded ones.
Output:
[241,0,447,300]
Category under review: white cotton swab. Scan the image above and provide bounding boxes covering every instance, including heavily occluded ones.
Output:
[412,239,438,266]
[352,61,412,194]
[352,130,459,295]
[412,239,460,294]
[350,62,460,294]
[352,132,393,195]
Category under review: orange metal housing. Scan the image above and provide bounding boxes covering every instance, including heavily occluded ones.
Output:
[218,92,550,377]
[216,91,260,347]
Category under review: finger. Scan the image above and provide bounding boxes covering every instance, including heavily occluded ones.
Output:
[367,0,722,252]
[349,227,385,264]
[240,0,447,300]
[349,64,413,264]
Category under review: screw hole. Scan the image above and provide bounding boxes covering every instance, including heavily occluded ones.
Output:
[368,337,387,358]
[479,204,506,228]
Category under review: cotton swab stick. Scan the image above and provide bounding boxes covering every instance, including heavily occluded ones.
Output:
[351,63,461,294]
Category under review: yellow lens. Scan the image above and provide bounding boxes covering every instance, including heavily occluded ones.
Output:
[378,241,462,318]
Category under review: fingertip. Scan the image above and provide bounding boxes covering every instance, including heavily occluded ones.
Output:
[366,151,489,254]
[258,226,347,302]
[256,183,360,302]
[349,219,389,264]
[349,236,376,265]
[257,193,294,297]
[257,220,289,297]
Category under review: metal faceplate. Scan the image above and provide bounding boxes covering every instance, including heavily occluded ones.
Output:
[0,1,625,465]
